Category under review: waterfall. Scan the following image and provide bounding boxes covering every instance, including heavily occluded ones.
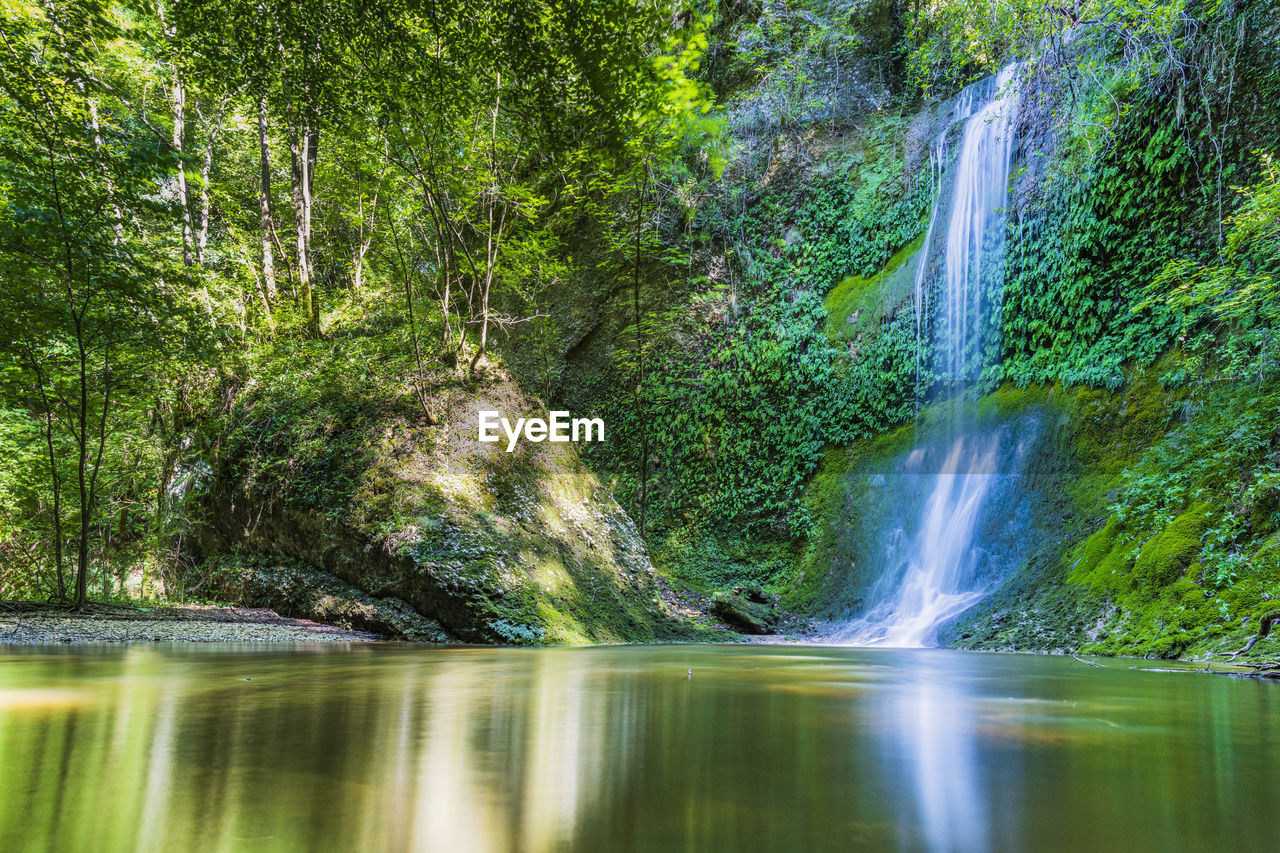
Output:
[938,63,1020,389]
[912,66,1013,392]
[838,65,1022,648]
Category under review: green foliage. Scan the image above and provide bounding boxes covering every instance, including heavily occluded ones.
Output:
[604,285,840,537]
[1111,384,1280,580]
[906,0,1190,97]
[1147,154,1280,378]
[1002,100,1214,388]
[596,276,918,589]
[0,0,714,607]
[729,0,862,128]
[703,117,930,288]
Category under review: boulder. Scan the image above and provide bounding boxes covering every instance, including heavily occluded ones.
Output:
[711,591,780,635]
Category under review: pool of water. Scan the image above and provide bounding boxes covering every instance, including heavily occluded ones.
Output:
[1,644,1276,852]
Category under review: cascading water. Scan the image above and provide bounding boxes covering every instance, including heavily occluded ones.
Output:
[837,65,1023,648]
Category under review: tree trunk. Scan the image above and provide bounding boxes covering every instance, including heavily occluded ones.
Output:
[74,313,89,609]
[195,91,229,266]
[389,223,439,425]
[44,409,66,602]
[172,75,192,267]
[352,169,377,293]
[469,78,502,372]
[306,125,320,332]
[258,95,277,308]
[288,114,317,333]
[32,369,67,603]
[84,96,125,244]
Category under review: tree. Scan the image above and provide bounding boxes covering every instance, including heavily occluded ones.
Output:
[0,0,194,606]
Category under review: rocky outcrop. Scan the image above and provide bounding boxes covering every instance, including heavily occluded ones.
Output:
[201,556,451,641]
[193,367,676,645]
[711,586,782,634]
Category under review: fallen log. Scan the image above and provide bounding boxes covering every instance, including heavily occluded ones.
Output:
[1221,609,1280,661]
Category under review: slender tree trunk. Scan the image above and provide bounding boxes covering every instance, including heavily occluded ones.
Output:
[469,78,502,372]
[469,206,495,371]
[352,171,377,293]
[353,167,365,292]
[633,169,649,538]
[39,111,85,606]
[288,118,309,310]
[86,346,111,606]
[257,95,277,305]
[288,113,316,332]
[195,91,229,266]
[306,125,320,332]
[74,311,89,608]
[84,96,125,244]
[32,367,67,603]
[171,75,192,267]
[389,224,439,425]
[435,239,452,350]
[43,409,66,602]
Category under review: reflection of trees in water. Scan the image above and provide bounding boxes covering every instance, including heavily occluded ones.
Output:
[0,649,640,852]
[0,648,890,851]
[405,653,617,852]
[11,648,1278,852]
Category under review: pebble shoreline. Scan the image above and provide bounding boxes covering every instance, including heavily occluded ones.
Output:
[0,606,385,645]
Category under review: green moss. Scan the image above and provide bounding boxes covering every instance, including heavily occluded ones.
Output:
[1058,359,1187,515]
[1067,518,1138,593]
[1253,532,1280,572]
[976,381,1066,420]
[823,234,923,341]
[1132,502,1211,587]
[786,446,854,610]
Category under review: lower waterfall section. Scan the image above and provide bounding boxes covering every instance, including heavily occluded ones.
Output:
[830,410,1044,647]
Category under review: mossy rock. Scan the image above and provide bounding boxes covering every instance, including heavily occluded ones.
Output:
[201,555,452,641]
[1132,502,1212,588]
[1068,517,1139,594]
[196,364,680,645]
[1252,531,1280,574]
[711,591,779,634]
[823,235,923,341]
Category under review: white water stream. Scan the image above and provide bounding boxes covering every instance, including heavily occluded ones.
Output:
[840,65,1021,647]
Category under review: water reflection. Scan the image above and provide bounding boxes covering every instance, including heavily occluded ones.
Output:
[0,645,1277,852]
[873,656,989,853]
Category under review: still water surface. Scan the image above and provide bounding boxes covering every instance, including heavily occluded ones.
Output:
[1,644,1276,852]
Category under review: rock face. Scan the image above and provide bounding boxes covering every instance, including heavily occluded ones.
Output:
[201,556,451,641]
[194,367,673,645]
[711,589,781,635]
